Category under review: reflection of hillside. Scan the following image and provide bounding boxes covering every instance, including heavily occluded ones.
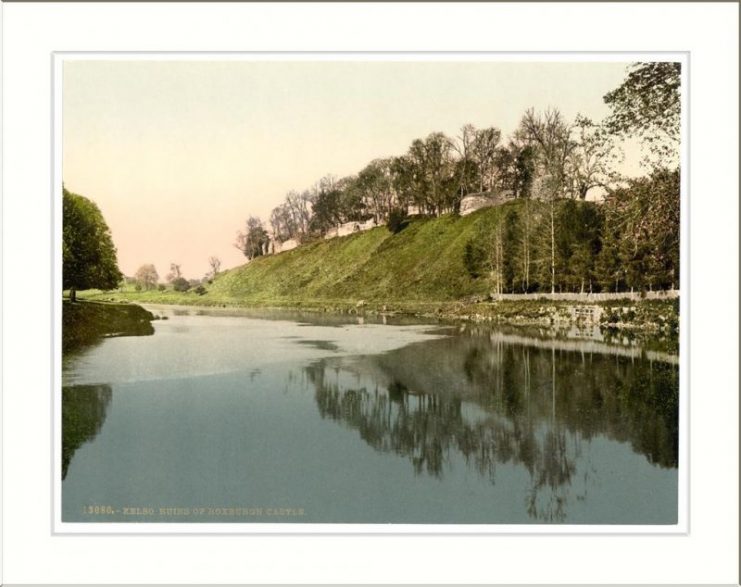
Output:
[62,384,112,480]
[307,329,678,522]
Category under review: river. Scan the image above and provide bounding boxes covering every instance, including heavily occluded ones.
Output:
[61,306,678,525]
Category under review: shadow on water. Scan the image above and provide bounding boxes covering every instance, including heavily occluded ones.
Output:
[62,384,113,480]
[307,329,678,522]
[62,301,155,355]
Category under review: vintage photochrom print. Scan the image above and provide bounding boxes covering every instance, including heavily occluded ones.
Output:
[56,55,685,531]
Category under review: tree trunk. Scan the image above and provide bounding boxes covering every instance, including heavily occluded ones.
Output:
[523,199,530,292]
[550,197,555,294]
[70,287,77,303]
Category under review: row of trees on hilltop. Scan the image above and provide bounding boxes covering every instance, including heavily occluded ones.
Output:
[236,62,682,295]
[237,111,617,259]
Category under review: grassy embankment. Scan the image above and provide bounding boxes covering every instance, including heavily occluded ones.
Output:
[77,202,679,340]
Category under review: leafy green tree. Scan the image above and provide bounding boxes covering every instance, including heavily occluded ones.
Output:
[501,208,522,292]
[236,216,270,260]
[601,168,680,291]
[463,240,486,279]
[554,200,603,292]
[604,62,681,165]
[407,133,457,215]
[354,160,394,224]
[63,187,123,301]
[387,208,407,234]
[171,277,191,292]
[492,145,517,193]
[310,182,344,234]
[514,145,537,198]
[337,176,366,222]
[389,155,419,213]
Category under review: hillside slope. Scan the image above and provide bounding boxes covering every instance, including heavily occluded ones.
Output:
[209,205,511,304]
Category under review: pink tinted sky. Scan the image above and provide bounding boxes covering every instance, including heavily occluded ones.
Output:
[63,59,640,279]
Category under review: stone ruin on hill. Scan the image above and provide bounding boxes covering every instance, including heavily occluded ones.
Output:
[459,189,515,216]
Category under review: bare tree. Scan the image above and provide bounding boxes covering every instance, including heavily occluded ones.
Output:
[285,190,313,241]
[471,126,502,192]
[517,107,575,293]
[567,115,620,200]
[484,224,505,297]
[354,159,395,224]
[269,205,292,243]
[134,264,159,290]
[518,107,575,196]
[208,256,221,278]
[452,124,476,198]
[166,263,182,283]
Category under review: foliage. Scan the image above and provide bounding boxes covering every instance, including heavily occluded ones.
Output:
[310,178,344,234]
[604,62,681,165]
[62,187,123,293]
[387,208,407,234]
[134,264,159,290]
[514,144,537,198]
[599,168,680,290]
[354,160,395,224]
[463,240,486,279]
[516,107,575,200]
[568,115,620,199]
[236,216,270,259]
[172,277,191,292]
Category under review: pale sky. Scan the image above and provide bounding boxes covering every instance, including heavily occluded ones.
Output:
[63,60,637,278]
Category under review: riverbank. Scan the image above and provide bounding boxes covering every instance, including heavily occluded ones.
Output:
[73,204,680,347]
[62,300,156,354]
[74,290,679,352]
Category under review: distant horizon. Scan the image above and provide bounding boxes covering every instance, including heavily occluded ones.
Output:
[63,59,644,279]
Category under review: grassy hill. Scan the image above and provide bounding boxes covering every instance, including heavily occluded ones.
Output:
[79,203,517,309]
[210,206,504,304]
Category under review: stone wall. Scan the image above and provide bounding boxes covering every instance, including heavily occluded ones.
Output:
[489,290,680,302]
[274,238,299,253]
[459,190,514,216]
[324,219,379,240]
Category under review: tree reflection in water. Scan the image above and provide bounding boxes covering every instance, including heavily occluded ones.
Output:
[62,384,112,480]
[308,326,678,522]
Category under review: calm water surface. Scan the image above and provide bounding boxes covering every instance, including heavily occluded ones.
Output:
[62,307,678,524]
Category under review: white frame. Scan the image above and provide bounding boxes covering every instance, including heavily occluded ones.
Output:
[3,3,738,584]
